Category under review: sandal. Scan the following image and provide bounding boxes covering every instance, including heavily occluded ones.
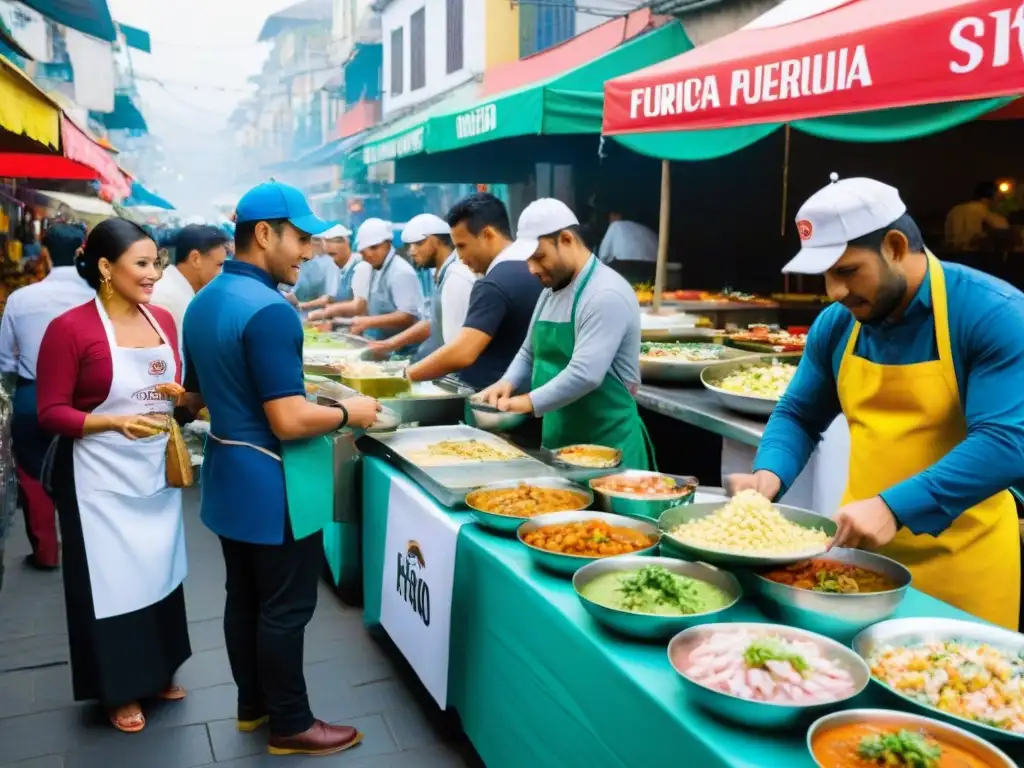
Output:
[157,684,187,701]
[109,704,146,733]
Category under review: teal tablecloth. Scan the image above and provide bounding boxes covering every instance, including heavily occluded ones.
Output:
[360,457,1024,767]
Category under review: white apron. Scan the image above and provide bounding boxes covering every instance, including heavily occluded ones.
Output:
[74,298,187,620]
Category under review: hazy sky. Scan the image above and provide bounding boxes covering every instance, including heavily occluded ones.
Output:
[106,0,300,212]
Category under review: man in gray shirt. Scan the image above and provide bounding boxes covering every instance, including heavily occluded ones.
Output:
[478,199,651,469]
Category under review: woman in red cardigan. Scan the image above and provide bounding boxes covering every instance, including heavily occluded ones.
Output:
[36,218,191,733]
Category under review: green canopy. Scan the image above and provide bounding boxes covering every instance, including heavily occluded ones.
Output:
[614,97,1017,161]
[425,23,693,154]
[352,82,479,166]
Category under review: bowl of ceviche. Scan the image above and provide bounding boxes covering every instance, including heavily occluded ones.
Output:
[852,618,1024,743]
[590,470,698,521]
[747,549,912,641]
[700,352,803,417]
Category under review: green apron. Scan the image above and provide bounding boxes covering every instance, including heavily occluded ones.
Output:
[530,258,654,471]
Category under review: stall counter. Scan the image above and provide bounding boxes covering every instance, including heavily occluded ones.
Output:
[359,457,1024,768]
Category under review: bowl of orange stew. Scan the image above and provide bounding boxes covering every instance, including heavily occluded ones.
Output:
[808,709,1016,768]
[590,471,699,521]
[748,548,911,641]
[516,511,660,576]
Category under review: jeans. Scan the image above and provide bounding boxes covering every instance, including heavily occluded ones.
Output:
[220,527,322,737]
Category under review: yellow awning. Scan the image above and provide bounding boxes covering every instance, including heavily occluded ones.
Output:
[0,56,60,149]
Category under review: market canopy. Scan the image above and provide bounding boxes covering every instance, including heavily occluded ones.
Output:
[124,180,174,210]
[425,15,691,153]
[60,115,131,199]
[0,153,98,180]
[603,0,1024,136]
[39,190,115,217]
[0,54,59,149]
[18,0,116,43]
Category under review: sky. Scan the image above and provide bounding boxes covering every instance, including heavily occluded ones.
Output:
[106,0,300,214]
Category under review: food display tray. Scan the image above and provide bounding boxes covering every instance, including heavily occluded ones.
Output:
[640,345,756,385]
[361,425,558,508]
[699,352,803,418]
[380,377,476,427]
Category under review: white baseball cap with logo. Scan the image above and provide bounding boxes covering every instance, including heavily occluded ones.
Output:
[320,223,352,240]
[783,174,908,274]
[504,198,580,262]
[355,218,393,252]
[401,213,450,245]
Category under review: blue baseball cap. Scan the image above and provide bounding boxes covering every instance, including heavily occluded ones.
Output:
[234,181,330,236]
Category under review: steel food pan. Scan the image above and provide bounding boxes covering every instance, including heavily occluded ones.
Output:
[700,352,803,417]
[640,345,756,384]
[465,477,592,533]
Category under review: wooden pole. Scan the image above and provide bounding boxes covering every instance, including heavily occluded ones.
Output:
[653,158,671,315]
[780,125,792,293]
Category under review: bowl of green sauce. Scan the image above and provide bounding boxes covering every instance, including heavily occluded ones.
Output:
[572,556,742,640]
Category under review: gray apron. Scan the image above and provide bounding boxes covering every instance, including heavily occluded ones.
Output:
[412,253,458,362]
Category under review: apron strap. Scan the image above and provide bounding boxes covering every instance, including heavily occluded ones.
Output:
[208,432,282,462]
[569,257,599,325]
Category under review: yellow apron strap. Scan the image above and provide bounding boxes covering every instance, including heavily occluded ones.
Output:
[926,252,959,400]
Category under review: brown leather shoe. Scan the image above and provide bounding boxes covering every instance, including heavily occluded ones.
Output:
[267,720,363,756]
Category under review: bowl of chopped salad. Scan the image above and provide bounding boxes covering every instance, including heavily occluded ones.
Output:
[853,618,1024,742]
[701,353,803,417]
[639,342,755,384]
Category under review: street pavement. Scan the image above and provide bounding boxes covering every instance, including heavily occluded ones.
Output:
[0,488,480,767]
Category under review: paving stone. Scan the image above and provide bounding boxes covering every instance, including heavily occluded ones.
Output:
[63,724,213,768]
[29,665,75,714]
[207,718,266,762]
[0,669,35,719]
[142,683,238,731]
[382,701,443,752]
[5,755,66,768]
[186,618,227,653]
[174,648,236,691]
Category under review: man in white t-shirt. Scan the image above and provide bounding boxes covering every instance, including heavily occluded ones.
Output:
[152,224,230,342]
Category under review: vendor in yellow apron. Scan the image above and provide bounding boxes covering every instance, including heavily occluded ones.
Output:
[837,254,1019,629]
[530,258,654,471]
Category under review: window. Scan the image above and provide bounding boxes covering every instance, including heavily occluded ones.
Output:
[390,27,403,95]
[410,8,426,91]
[519,1,574,57]
[446,0,464,74]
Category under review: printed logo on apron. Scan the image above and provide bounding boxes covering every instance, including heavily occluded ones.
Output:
[74,299,187,620]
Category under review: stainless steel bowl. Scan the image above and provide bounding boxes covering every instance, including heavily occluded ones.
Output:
[807,708,1017,768]
[464,400,529,433]
[640,344,754,384]
[853,618,1024,743]
[667,622,870,729]
[572,555,741,640]
[590,471,698,521]
[659,501,837,567]
[746,548,911,642]
[700,353,803,418]
[465,478,593,534]
[517,511,661,576]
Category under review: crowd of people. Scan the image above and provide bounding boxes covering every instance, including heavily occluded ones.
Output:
[2,173,1024,758]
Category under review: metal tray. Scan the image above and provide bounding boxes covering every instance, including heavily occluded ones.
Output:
[700,352,803,417]
[380,377,475,427]
[640,345,756,384]
[361,425,556,508]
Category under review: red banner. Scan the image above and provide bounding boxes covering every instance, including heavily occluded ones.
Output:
[603,0,1024,134]
[60,116,130,198]
[0,153,99,180]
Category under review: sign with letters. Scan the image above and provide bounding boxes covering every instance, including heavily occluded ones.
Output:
[379,472,464,707]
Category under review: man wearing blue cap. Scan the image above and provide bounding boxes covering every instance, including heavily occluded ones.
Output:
[183,181,378,756]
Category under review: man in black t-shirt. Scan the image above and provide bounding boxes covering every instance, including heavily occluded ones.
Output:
[406,193,542,390]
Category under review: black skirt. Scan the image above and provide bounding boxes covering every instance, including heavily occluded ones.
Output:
[51,437,191,707]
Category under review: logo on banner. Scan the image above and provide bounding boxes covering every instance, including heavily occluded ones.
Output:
[149,360,167,376]
[397,540,431,626]
[797,220,814,241]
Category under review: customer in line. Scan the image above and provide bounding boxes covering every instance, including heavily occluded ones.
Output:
[151,224,230,345]
[184,181,378,757]
[36,218,191,733]
[0,224,92,570]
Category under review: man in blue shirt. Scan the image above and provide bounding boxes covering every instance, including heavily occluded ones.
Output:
[729,176,1024,630]
[184,181,379,756]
